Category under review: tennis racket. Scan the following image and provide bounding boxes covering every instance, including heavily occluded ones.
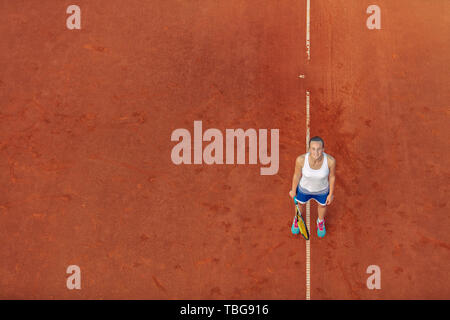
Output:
[294,199,310,240]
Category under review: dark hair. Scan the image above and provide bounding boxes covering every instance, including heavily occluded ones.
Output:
[309,136,324,148]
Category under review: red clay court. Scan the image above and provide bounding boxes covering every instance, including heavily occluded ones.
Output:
[0,0,449,299]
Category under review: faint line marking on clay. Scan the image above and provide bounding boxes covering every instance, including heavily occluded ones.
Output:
[418,233,450,250]
[339,261,361,298]
[152,275,167,292]
[83,43,108,53]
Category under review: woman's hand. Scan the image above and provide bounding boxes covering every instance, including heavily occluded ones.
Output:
[325,194,334,205]
[289,190,296,199]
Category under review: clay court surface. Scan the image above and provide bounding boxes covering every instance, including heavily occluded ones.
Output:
[0,0,449,299]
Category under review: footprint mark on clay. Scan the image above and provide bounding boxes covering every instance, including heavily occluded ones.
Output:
[394,267,404,274]
[210,287,222,295]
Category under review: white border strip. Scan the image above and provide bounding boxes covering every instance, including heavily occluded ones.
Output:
[306,91,311,300]
[306,0,311,60]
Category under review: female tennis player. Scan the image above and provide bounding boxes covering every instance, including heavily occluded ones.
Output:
[289,136,336,238]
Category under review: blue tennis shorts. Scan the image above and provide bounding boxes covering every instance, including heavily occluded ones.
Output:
[295,185,329,206]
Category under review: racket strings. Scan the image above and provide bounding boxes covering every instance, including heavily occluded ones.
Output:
[296,208,309,240]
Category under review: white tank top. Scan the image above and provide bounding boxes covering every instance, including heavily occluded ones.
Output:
[299,152,329,194]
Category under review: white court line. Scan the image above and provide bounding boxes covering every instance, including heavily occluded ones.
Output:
[306,0,311,60]
[305,0,311,300]
[305,91,311,300]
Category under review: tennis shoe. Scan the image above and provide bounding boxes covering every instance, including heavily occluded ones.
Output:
[317,218,326,238]
[291,216,300,234]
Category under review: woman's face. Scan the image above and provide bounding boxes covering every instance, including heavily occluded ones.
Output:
[309,141,324,160]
